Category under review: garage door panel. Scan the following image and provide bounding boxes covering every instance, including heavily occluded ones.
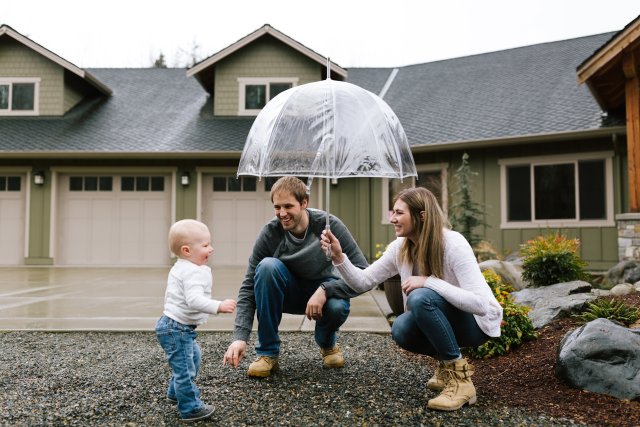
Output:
[0,194,25,265]
[58,174,170,266]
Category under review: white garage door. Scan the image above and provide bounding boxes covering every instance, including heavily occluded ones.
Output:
[0,175,25,265]
[203,175,321,266]
[57,174,171,266]
[203,175,274,266]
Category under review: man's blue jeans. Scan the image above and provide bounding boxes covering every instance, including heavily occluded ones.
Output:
[254,257,350,356]
[155,315,204,418]
[391,288,489,360]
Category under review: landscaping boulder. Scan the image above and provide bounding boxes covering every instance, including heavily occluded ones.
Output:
[605,260,640,287]
[556,318,640,400]
[511,281,596,328]
[479,259,526,290]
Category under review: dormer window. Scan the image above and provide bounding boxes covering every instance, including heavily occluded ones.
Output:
[0,78,40,116]
[238,77,298,115]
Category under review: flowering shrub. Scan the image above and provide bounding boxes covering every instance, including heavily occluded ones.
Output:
[520,233,588,287]
[373,242,389,261]
[466,269,537,359]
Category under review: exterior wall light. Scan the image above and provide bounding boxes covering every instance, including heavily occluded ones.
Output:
[34,171,45,185]
[181,171,190,186]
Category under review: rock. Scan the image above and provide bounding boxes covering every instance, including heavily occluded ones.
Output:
[479,260,526,290]
[609,283,636,296]
[512,281,596,328]
[556,318,640,400]
[605,260,640,287]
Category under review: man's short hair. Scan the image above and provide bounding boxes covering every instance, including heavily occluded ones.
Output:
[270,176,309,204]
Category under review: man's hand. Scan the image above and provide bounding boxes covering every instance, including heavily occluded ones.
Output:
[223,340,247,368]
[305,286,327,320]
[217,299,237,314]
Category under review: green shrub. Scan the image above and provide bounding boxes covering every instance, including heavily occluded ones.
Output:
[467,269,538,359]
[573,297,640,326]
[520,233,588,287]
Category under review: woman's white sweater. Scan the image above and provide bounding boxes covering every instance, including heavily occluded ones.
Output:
[334,229,503,337]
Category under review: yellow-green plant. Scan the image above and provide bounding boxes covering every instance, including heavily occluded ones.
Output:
[520,233,588,287]
[467,269,538,359]
[373,243,387,261]
[573,297,640,326]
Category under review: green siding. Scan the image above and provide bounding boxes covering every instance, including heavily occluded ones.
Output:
[26,169,52,265]
[0,38,64,115]
[213,36,321,116]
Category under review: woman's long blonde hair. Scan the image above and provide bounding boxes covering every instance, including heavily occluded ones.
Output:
[394,187,449,278]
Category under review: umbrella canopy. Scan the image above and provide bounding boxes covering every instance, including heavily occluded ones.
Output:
[237,78,417,181]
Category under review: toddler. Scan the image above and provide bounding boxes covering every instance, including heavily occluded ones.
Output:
[155,219,236,423]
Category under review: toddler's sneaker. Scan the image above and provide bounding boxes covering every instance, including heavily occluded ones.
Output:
[181,404,215,423]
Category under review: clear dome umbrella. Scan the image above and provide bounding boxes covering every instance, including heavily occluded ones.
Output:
[237,75,417,256]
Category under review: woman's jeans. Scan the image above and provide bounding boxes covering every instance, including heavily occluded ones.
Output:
[254,257,350,356]
[155,315,204,417]
[391,288,489,360]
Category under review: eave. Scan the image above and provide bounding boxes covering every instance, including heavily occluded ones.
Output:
[0,24,112,96]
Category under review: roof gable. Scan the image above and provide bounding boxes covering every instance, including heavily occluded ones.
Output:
[577,15,640,111]
[186,24,346,91]
[0,24,112,96]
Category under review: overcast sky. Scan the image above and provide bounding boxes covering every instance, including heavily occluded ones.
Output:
[3,1,639,69]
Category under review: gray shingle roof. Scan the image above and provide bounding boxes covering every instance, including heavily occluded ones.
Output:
[372,32,621,147]
[0,68,254,154]
[0,32,623,156]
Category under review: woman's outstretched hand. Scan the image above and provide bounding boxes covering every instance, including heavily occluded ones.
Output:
[320,228,344,264]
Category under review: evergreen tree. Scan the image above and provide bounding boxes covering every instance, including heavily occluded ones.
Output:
[449,152,488,247]
[153,52,167,68]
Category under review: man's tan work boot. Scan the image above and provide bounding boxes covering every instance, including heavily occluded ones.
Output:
[247,356,279,378]
[427,358,477,411]
[320,346,345,368]
[426,361,445,390]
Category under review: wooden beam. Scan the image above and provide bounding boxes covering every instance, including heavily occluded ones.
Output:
[624,52,640,212]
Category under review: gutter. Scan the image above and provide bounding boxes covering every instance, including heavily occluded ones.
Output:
[410,126,627,153]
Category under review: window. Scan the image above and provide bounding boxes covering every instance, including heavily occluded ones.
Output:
[238,78,298,115]
[121,176,165,192]
[69,176,113,192]
[381,164,448,223]
[213,176,257,192]
[0,78,39,115]
[0,176,21,191]
[500,153,613,228]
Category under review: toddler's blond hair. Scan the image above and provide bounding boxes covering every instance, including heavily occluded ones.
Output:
[168,219,209,257]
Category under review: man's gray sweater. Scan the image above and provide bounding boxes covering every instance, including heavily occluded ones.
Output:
[232,208,368,342]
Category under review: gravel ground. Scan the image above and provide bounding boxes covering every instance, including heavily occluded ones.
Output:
[1,331,587,426]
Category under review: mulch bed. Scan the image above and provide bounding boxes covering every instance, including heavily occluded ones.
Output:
[470,293,640,427]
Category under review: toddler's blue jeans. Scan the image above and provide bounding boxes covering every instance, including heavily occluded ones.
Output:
[155,315,204,418]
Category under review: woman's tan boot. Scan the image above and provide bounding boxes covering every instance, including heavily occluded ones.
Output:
[427,358,477,411]
[426,361,445,390]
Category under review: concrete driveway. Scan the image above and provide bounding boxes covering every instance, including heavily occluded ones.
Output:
[0,267,391,332]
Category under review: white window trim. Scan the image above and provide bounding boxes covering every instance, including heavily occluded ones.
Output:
[0,77,40,116]
[499,151,615,229]
[381,163,449,224]
[237,77,298,116]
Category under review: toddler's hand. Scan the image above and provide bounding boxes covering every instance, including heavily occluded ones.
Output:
[218,299,237,313]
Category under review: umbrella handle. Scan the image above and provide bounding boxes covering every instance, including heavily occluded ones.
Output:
[324,224,331,261]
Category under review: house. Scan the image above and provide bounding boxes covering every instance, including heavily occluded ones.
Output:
[1,18,639,270]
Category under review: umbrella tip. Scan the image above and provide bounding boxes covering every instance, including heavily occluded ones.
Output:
[326,57,331,80]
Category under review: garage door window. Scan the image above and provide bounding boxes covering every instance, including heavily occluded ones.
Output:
[69,176,113,191]
[0,176,21,191]
[121,176,165,191]
[213,176,256,192]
